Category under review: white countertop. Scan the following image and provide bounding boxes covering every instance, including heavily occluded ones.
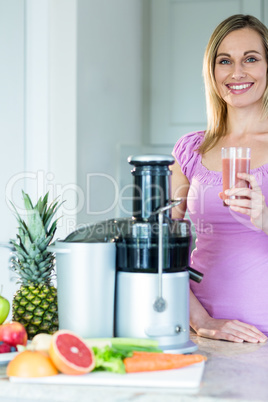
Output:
[1,332,268,402]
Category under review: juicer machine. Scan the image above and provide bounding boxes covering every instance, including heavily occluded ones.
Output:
[60,154,203,353]
[114,155,203,353]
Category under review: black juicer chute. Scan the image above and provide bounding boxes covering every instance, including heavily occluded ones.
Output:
[116,155,203,282]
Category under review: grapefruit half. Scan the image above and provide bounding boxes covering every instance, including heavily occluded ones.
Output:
[49,330,95,375]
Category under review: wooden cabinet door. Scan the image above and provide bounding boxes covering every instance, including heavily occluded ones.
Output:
[148,0,265,146]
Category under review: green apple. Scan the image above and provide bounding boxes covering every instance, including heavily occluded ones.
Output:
[0,294,10,325]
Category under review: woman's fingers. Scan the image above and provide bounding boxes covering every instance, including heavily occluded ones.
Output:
[238,172,261,191]
[232,320,267,340]
[218,191,224,200]
[225,172,261,195]
[222,173,261,206]
[224,172,267,230]
[197,319,267,343]
[197,327,244,343]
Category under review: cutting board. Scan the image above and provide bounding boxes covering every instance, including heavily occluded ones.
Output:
[9,361,205,391]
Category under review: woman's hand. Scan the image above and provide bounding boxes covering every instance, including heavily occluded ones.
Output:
[190,290,267,343]
[220,172,268,234]
[195,317,267,343]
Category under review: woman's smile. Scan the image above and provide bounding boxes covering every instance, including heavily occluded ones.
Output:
[225,82,254,94]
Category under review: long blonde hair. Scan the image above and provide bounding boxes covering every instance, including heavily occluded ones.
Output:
[199,14,268,154]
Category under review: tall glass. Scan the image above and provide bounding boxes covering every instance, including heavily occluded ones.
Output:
[221,147,251,206]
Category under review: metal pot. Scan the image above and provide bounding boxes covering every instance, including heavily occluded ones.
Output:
[48,240,116,338]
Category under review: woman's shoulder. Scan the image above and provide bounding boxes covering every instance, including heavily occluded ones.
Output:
[172,131,205,180]
[172,131,204,163]
[173,131,204,155]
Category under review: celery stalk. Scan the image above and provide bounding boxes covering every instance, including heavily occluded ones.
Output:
[84,337,159,349]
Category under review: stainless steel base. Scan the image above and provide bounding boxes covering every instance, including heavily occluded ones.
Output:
[160,339,198,354]
[115,270,197,353]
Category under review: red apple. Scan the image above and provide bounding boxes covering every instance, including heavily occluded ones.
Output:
[0,342,12,353]
[0,322,27,347]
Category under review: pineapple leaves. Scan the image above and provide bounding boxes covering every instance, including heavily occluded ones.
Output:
[43,199,62,233]
[10,191,63,286]
[22,190,34,210]
[27,209,46,242]
[36,192,49,216]
[9,200,28,232]
[11,191,63,245]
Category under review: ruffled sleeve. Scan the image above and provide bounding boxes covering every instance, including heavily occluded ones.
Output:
[172,131,204,181]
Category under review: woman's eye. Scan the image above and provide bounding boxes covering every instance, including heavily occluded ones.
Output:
[246,57,257,63]
[219,59,230,65]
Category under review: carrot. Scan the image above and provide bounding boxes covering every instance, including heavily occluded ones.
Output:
[131,351,206,360]
[123,352,206,373]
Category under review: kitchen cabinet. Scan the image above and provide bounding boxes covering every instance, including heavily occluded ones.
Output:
[147,0,268,146]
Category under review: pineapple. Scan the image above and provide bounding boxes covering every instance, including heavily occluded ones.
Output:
[10,191,61,339]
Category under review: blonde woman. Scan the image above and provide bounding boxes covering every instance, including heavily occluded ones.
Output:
[171,14,268,343]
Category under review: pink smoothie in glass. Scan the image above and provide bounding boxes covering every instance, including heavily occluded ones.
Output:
[222,157,250,206]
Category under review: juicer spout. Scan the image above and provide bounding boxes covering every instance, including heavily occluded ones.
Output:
[186,266,204,283]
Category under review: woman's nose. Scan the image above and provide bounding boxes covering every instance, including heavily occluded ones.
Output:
[231,63,246,80]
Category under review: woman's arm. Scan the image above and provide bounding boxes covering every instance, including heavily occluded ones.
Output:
[190,290,267,343]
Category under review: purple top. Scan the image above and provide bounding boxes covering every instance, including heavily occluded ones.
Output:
[173,131,268,335]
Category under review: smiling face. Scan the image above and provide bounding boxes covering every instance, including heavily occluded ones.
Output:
[214,28,268,110]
